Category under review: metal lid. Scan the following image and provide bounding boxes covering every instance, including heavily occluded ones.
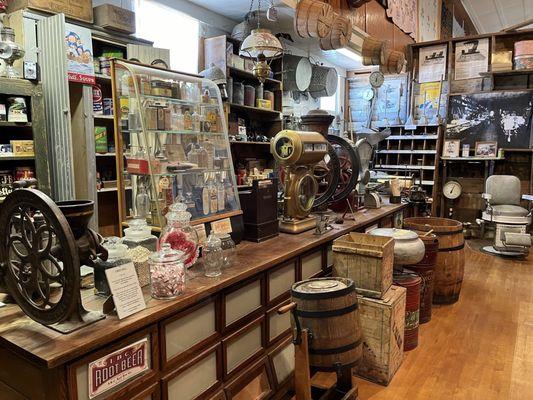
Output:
[292,277,354,299]
[370,228,419,240]
[393,269,422,286]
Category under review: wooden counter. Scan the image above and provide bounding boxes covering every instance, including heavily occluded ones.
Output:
[0,202,407,400]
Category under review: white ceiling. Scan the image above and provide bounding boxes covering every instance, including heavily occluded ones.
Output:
[187,0,250,21]
[462,0,533,33]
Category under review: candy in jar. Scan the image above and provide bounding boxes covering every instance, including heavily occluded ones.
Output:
[159,200,199,268]
[149,244,186,299]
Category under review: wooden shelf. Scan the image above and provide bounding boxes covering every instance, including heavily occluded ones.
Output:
[229,103,281,118]
[95,73,112,81]
[441,156,504,161]
[98,186,132,193]
[480,68,533,77]
[0,121,32,127]
[376,150,437,154]
[96,152,116,157]
[228,67,282,86]
[374,164,435,170]
[0,156,35,161]
[93,114,115,120]
[387,135,439,140]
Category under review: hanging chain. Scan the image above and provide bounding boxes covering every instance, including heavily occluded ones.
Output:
[257,0,262,29]
[247,0,255,22]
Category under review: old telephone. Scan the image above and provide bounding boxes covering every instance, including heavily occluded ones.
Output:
[271,130,329,233]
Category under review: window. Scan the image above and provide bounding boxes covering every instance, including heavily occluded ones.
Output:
[135,0,199,73]
[319,76,343,114]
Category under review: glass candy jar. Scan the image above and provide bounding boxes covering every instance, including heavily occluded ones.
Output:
[159,201,199,268]
[149,244,186,299]
[122,218,158,287]
[94,237,131,296]
[203,233,223,277]
[218,233,236,268]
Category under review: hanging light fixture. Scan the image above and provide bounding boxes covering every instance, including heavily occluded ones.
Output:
[239,0,283,84]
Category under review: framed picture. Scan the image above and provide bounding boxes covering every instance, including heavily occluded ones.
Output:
[443,139,460,157]
[475,141,497,157]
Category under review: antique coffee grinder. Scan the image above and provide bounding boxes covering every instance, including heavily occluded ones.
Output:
[271,130,329,233]
[0,181,108,333]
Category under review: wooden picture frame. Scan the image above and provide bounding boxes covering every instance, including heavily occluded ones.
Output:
[443,139,460,158]
[475,141,498,157]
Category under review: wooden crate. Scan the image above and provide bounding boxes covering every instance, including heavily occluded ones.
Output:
[356,285,406,386]
[8,0,93,23]
[332,232,394,299]
[94,4,136,34]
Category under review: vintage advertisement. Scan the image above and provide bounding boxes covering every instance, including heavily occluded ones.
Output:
[454,38,489,80]
[446,91,533,148]
[88,338,149,399]
[415,82,444,121]
[419,44,447,84]
[65,23,95,84]
[386,0,417,38]
[418,0,440,42]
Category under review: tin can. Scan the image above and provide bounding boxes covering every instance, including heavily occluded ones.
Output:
[93,85,103,115]
[93,60,101,75]
[99,57,111,76]
[103,98,113,116]
[0,170,13,185]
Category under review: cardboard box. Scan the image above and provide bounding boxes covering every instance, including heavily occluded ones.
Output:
[8,0,93,23]
[94,126,108,154]
[10,140,34,157]
[356,285,406,386]
[93,4,135,34]
[256,99,272,110]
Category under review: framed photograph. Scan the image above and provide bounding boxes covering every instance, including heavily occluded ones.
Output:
[475,141,498,157]
[443,139,460,157]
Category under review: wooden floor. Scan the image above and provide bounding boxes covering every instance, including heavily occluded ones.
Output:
[353,243,533,400]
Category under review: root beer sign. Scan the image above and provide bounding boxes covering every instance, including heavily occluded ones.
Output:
[88,338,149,398]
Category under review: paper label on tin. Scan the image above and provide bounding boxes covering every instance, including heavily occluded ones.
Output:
[211,218,232,234]
[88,338,148,398]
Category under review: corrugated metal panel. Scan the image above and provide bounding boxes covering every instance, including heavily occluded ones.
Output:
[38,14,75,201]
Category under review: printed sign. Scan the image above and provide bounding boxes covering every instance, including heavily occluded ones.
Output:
[88,338,149,398]
[65,23,95,85]
[211,218,233,234]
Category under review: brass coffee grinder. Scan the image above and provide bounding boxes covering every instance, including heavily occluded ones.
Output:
[271,130,329,234]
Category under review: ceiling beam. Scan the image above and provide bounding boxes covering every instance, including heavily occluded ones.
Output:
[460,0,485,33]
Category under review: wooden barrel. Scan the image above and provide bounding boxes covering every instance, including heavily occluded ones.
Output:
[294,0,314,38]
[361,37,388,66]
[404,217,465,304]
[282,54,313,92]
[291,277,362,370]
[408,233,438,323]
[295,0,335,39]
[393,270,421,351]
[319,15,352,50]
[347,0,372,9]
[380,50,405,74]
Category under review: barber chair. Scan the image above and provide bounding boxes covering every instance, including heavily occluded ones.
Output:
[477,175,533,257]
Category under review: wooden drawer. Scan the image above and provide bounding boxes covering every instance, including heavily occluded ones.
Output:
[161,297,219,370]
[223,316,265,379]
[266,299,292,346]
[268,337,294,389]
[300,248,325,280]
[207,390,227,400]
[223,276,264,331]
[124,382,160,400]
[163,344,222,400]
[267,259,297,305]
[68,326,158,400]
[224,357,275,400]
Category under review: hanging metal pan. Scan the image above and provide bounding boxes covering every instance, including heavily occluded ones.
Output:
[282,54,313,92]
[308,65,338,98]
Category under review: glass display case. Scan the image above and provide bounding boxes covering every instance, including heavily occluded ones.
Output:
[111,59,242,231]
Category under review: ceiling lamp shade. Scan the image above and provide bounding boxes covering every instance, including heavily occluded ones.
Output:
[239,28,283,60]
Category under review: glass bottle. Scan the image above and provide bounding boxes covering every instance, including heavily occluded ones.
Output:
[187,144,199,165]
[197,142,209,169]
[203,139,215,169]
[216,173,225,211]
[206,174,218,214]
[135,181,150,219]
[94,237,131,296]
[149,243,186,299]
[203,233,223,277]
[184,191,197,218]
[224,177,237,210]
[159,200,199,269]
[96,172,102,191]
[218,233,236,268]
[192,107,201,132]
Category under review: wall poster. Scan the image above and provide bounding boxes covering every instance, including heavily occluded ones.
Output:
[415,82,445,121]
[65,23,95,85]
[386,0,417,39]
[418,44,447,83]
[454,38,489,80]
[446,92,533,149]
[418,0,440,42]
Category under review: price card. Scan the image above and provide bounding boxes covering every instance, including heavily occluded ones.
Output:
[194,223,207,246]
[105,262,146,320]
[211,218,233,234]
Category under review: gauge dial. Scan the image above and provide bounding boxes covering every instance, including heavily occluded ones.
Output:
[443,180,462,200]
[363,88,375,101]
[369,71,385,88]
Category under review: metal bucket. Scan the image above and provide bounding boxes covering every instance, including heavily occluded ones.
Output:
[282,54,312,92]
[308,65,338,98]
